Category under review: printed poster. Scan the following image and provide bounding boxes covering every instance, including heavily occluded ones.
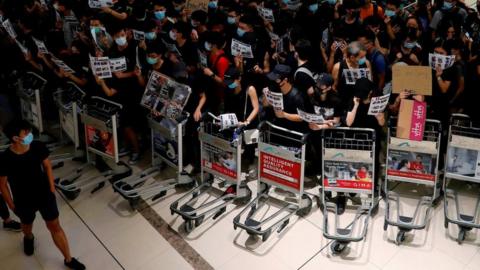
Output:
[132,30,145,41]
[89,56,112,79]
[343,68,372,85]
[109,57,127,72]
[297,108,326,124]
[258,7,274,22]
[2,19,17,39]
[202,138,238,179]
[387,150,436,182]
[231,38,253,59]
[428,53,455,70]
[446,136,480,180]
[263,87,283,111]
[323,149,374,190]
[88,0,114,8]
[368,94,390,115]
[86,125,115,158]
[32,37,49,54]
[259,145,302,191]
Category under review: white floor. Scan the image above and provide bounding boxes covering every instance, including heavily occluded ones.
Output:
[1,158,479,270]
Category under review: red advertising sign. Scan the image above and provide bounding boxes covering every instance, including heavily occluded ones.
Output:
[323,179,372,190]
[260,152,301,190]
[86,125,115,158]
[386,169,435,181]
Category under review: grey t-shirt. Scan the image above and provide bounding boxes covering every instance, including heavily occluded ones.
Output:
[429,8,468,30]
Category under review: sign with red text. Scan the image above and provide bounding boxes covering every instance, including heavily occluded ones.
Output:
[397,99,426,141]
[259,143,302,191]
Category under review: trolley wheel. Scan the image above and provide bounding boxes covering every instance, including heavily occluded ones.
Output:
[444,218,449,229]
[396,231,406,245]
[129,198,140,210]
[297,194,313,217]
[457,229,466,244]
[331,241,347,254]
[184,220,195,233]
[61,189,81,201]
[383,220,388,231]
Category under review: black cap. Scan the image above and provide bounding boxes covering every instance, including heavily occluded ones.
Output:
[316,73,334,88]
[223,66,240,86]
[267,64,292,81]
[354,78,374,99]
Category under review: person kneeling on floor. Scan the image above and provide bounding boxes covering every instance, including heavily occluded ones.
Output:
[0,120,85,270]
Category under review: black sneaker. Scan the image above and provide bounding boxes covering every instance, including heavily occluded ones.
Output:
[336,195,347,215]
[64,257,86,270]
[23,235,34,256]
[3,220,22,232]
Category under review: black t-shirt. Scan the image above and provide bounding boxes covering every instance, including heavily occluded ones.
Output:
[0,141,51,205]
[311,90,344,120]
[346,101,382,134]
[274,87,308,133]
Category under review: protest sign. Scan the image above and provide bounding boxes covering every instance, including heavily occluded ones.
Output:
[186,0,209,11]
[2,19,17,39]
[263,88,283,111]
[258,7,274,22]
[109,57,127,72]
[32,37,49,54]
[428,53,455,70]
[89,56,112,79]
[198,50,208,67]
[392,65,432,96]
[133,30,145,41]
[88,0,114,8]
[368,94,390,115]
[343,68,371,85]
[297,109,326,124]
[231,39,253,59]
[51,57,76,73]
[397,99,427,141]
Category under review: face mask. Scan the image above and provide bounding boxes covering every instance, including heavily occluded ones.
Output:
[145,31,156,40]
[169,30,177,41]
[146,57,158,65]
[154,10,166,20]
[20,132,33,146]
[227,16,236,25]
[90,26,102,34]
[204,41,212,51]
[115,36,127,46]
[403,41,416,49]
[309,4,318,13]
[228,82,238,89]
[358,56,366,65]
[208,1,218,9]
[328,0,336,5]
[191,20,199,27]
[175,5,183,12]
[443,2,453,10]
[385,9,396,18]
[237,27,246,37]
[283,0,289,4]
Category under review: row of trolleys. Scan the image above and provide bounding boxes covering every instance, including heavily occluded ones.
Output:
[8,72,479,254]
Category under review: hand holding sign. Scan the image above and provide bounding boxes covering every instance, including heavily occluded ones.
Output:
[263,88,283,111]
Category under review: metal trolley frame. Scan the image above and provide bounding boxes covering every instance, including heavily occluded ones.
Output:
[17,71,48,135]
[170,117,252,233]
[113,114,195,209]
[384,119,442,245]
[320,127,378,254]
[443,114,480,243]
[54,96,132,200]
[233,121,312,242]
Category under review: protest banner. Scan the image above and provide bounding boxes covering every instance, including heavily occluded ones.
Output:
[368,94,390,115]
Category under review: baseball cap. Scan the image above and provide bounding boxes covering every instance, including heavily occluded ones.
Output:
[266,64,292,82]
[223,66,241,86]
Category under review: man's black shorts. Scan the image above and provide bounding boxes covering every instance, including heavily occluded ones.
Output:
[14,192,59,225]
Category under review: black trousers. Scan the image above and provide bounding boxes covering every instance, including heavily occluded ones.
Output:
[0,194,10,220]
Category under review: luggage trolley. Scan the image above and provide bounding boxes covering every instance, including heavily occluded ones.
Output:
[443,114,480,243]
[0,132,9,151]
[170,115,252,233]
[50,82,86,168]
[233,121,312,242]
[384,119,442,245]
[17,71,48,136]
[113,114,195,209]
[320,128,378,254]
[55,96,132,200]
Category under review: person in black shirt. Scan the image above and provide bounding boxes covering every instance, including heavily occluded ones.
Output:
[0,194,21,231]
[0,120,85,270]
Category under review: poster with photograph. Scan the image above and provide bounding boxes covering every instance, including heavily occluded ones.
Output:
[88,0,114,8]
[109,57,127,72]
[140,72,191,120]
[231,39,254,59]
[323,161,374,190]
[2,19,17,39]
[258,7,274,22]
[263,88,283,111]
[343,68,372,85]
[368,94,390,115]
[202,138,238,179]
[86,125,115,158]
[89,56,112,79]
[90,26,112,52]
[32,37,49,54]
[132,30,145,41]
[428,53,455,70]
[297,108,326,124]
[153,128,178,165]
[387,150,436,181]
[446,146,480,180]
[186,0,209,11]
[209,113,239,130]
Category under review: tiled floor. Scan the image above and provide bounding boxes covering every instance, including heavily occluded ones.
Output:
[1,157,479,270]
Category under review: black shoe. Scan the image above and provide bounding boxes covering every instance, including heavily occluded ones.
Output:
[336,195,347,215]
[3,220,21,232]
[64,257,86,270]
[23,235,34,256]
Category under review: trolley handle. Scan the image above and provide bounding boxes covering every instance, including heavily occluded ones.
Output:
[26,71,47,84]
[88,96,123,110]
[259,121,305,138]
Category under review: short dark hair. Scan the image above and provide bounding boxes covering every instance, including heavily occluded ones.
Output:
[386,0,401,8]
[173,21,191,38]
[294,39,312,61]
[205,31,226,48]
[4,119,31,141]
[191,10,208,24]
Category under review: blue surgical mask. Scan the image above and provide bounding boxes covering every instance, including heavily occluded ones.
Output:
[208,1,218,9]
[327,0,336,5]
[237,27,246,37]
[228,82,238,89]
[403,41,416,49]
[283,0,289,4]
[154,10,166,20]
[145,31,157,40]
[204,41,212,51]
[21,132,33,146]
[358,56,366,65]
[443,1,453,10]
[115,36,127,46]
[309,3,318,13]
[90,26,102,34]
[385,9,396,17]
[175,5,183,12]
[227,16,236,25]
[146,57,158,65]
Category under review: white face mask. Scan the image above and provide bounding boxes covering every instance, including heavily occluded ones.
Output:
[169,30,177,41]
[115,36,127,46]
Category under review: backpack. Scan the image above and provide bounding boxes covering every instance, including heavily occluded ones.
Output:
[294,66,319,83]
